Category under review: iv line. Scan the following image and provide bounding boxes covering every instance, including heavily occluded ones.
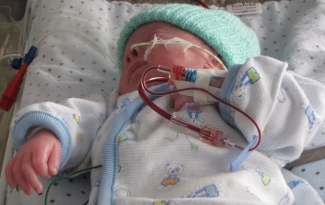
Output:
[138,66,261,151]
[44,165,102,205]
[1,29,117,67]
[0,54,23,62]
[34,29,117,66]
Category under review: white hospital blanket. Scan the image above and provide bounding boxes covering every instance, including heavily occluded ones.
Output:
[20,0,325,149]
[238,0,325,150]
[5,0,325,204]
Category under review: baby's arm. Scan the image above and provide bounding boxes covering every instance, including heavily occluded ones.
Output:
[219,56,325,163]
[5,129,61,195]
[7,93,107,194]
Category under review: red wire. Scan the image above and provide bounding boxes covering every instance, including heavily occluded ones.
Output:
[0,62,29,111]
[138,66,262,151]
[195,0,210,9]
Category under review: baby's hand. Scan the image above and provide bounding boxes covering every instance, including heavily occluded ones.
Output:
[5,129,61,195]
[171,93,199,111]
[168,79,199,111]
[168,75,224,111]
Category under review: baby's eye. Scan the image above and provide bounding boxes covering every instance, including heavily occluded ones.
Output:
[148,32,167,42]
[147,33,156,41]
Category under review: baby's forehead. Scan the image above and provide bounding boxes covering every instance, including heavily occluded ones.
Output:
[129,22,178,39]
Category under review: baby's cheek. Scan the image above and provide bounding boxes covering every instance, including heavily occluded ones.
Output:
[146,52,170,65]
[146,50,207,71]
[184,52,208,67]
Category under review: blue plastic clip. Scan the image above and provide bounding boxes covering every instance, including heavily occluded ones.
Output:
[229,135,258,172]
[11,46,37,70]
[185,69,197,82]
[11,58,23,70]
[24,45,37,64]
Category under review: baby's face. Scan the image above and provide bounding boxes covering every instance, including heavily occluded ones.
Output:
[119,22,221,95]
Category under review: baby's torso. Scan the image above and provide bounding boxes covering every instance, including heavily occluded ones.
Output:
[92,94,292,204]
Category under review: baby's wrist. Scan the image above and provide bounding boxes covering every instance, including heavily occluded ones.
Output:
[29,128,58,141]
[26,126,46,140]
[35,128,57,137]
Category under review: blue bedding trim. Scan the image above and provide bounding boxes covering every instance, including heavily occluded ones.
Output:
[219,64,242,127]
[98,84,172,205]
[13,110,72,169]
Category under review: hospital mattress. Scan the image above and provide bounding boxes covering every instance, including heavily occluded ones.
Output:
[1,0,325,204]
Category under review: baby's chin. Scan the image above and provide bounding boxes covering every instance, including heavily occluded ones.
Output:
[118,80,136,95]
[118,82,136,95]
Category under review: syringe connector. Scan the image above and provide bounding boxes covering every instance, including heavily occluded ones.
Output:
[170,65,197,82]
[199,124,234,147]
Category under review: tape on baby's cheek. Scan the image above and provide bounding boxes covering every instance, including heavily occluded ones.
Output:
[144,36,193,61]
[144,35,158,61]
[164,37,192,57]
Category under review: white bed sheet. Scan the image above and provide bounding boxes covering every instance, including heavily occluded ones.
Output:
[19,0,325,149]
[3,0,325,204]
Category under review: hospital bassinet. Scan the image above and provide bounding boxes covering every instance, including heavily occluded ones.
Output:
[0,0,325,204]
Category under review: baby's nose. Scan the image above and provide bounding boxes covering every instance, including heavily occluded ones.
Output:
[125,46,146,63]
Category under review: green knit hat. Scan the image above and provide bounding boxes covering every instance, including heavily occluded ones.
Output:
[116,4,260,72]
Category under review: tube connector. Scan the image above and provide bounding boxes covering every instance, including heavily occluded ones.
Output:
[0,46,37,111]
[11,58,23,70]
[24,45,37,64]
[199,124,234,147]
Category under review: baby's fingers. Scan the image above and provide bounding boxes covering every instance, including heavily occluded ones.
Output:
[47,143,61,175]
[32,148,52,178]
[21,154,43,194]
[5,157,18,190]
[172,93,198,111]
[12,156,33,195]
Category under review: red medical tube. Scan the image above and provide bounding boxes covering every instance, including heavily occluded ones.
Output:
[0,46,37,111]
[138,65,262,151]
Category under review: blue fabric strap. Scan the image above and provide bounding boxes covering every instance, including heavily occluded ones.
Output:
[229,135,258,172]
[219,64,241,127]
[98,84,171,205]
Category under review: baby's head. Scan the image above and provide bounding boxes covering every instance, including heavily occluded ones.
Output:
[117,4,260,95]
